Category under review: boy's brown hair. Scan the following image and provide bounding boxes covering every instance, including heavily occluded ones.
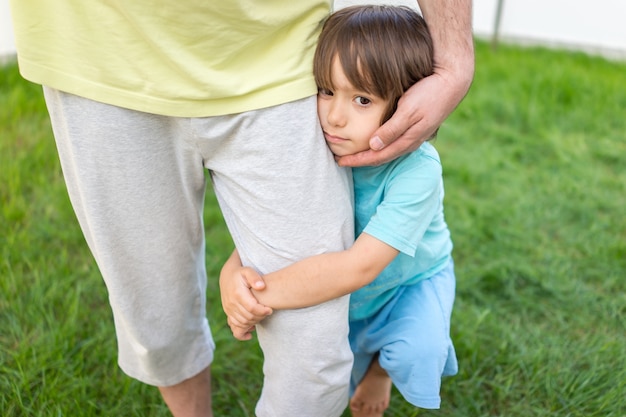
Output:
[314,5,434,124]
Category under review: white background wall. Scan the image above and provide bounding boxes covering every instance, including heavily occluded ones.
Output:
[472,0,626,59]
[1,0,15,58]
[2,0,626,60]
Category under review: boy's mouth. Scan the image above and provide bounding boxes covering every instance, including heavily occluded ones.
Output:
[323,131,349,144]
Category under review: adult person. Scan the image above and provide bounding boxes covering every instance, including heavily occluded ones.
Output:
[8,0,473,416]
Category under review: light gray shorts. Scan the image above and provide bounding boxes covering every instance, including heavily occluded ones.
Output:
[43,88,354,417]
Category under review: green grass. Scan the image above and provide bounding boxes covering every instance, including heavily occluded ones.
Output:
[2,40,625,416]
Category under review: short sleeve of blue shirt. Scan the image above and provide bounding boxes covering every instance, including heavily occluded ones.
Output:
[350,142,452,320]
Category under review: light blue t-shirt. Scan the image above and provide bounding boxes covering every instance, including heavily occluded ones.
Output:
[349,142,453,321]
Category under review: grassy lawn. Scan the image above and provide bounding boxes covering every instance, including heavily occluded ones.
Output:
[1,40,625,416]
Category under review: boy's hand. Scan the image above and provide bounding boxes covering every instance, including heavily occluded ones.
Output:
[219,266,272,341]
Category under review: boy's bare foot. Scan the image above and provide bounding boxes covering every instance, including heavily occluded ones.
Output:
[349,359,392,417]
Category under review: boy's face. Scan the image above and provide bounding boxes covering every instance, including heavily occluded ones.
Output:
[317,58,390,157]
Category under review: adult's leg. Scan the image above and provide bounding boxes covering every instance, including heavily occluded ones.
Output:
[159,366,212,417]
[195,96,355,417]
[43,88,215,416]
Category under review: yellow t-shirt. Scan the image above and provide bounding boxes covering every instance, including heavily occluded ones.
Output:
[10,0,331,117]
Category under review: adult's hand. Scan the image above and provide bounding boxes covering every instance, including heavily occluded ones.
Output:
[337,0,475,167]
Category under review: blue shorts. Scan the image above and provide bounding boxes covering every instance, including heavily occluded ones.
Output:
[348,260,458,409]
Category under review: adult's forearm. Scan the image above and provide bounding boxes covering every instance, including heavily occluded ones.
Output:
[417,0,475,88]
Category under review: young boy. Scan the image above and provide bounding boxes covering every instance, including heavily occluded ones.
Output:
[220,5,458,416]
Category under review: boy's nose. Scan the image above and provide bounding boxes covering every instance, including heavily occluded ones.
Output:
[327,101,346,127]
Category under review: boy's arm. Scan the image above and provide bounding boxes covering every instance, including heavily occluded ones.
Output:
[254,233,398,309]
[220,234,398,340]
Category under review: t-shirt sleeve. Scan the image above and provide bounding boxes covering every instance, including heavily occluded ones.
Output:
[362,154,442,257]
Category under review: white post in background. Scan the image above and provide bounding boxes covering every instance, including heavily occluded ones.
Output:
[491,0,505,50]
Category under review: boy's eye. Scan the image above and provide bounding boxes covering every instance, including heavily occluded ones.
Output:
[318,88,333,97]
[355,96,371,106]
